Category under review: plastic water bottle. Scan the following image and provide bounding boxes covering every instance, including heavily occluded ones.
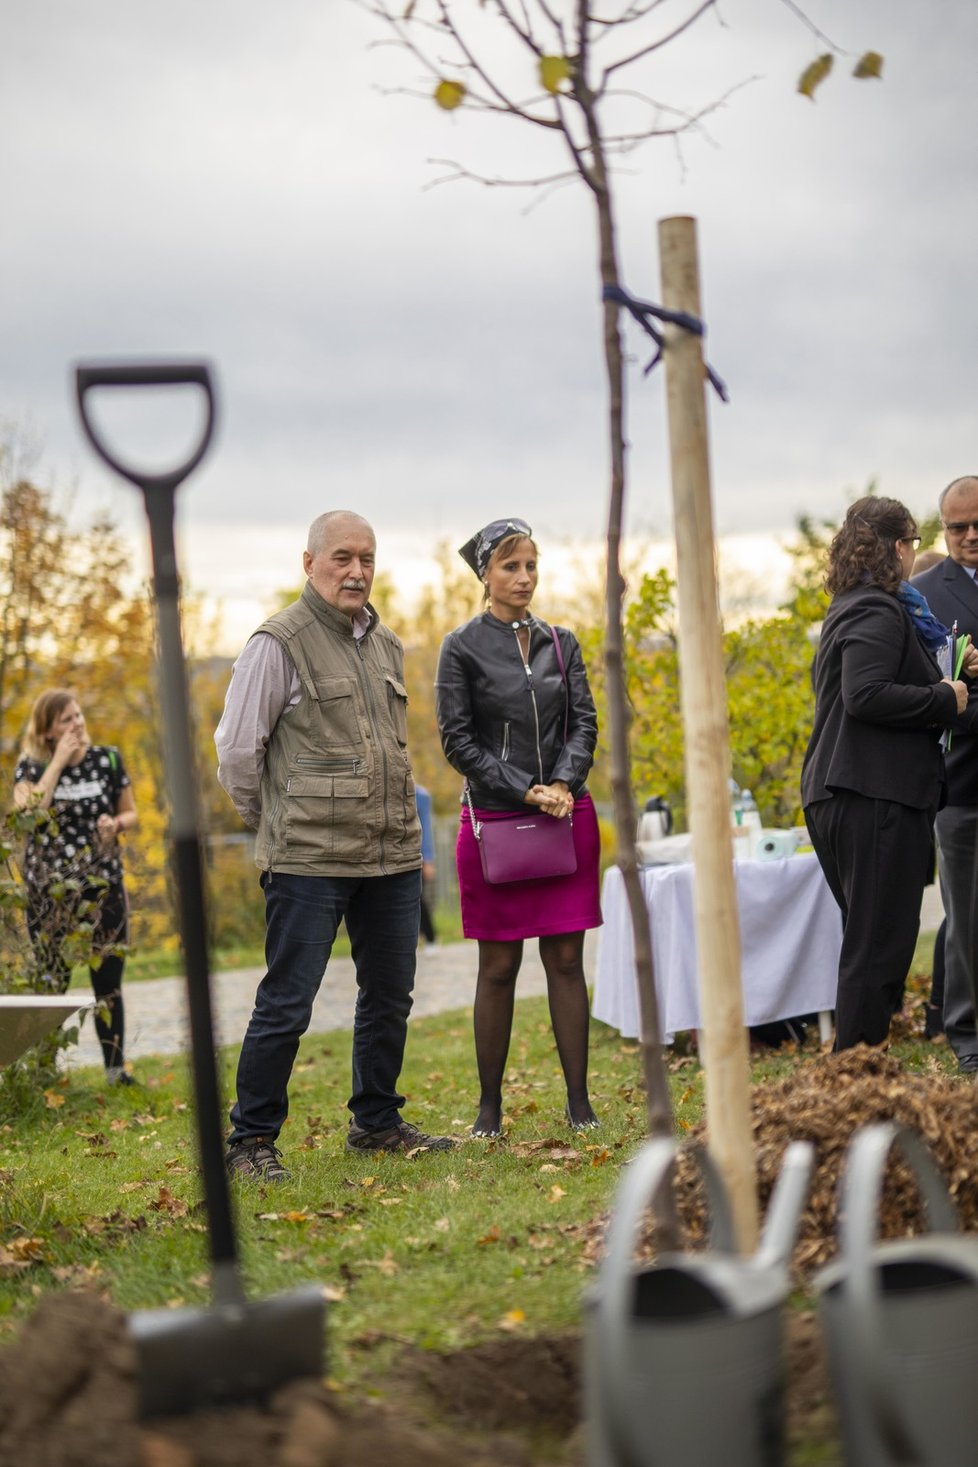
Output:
[730,780,749,861]
[741,789,762,857]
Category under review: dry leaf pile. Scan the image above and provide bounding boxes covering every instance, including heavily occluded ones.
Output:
[680,1049,978,1279]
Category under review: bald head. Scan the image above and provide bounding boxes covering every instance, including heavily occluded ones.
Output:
[939,477,978,571]
[303,511,376,617]
[307,510,374,558]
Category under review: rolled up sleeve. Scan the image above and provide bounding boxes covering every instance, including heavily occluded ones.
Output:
[215,634,299,828]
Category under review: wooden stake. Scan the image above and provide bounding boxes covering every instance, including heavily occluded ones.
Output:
[657,215,759,1251]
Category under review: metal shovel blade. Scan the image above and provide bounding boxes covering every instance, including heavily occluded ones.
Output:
[131,1282,326,1417]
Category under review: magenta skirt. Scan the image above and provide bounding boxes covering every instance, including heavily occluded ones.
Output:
[456,792,603,941]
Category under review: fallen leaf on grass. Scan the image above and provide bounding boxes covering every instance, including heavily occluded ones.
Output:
[499,1308,525,1331]
[547,1185,567,1203]
[378,1197,403,1206]
[477,1224,501,1246]
[0,1237,46,1271]
[589,1149,612,1167]
[149,1186,188,1218]
[51,1262,103,1285]
[43,1090,65,1109]
[256,1210,315,1224]
[433,1217,450,1232]
[362,1249,399,1277]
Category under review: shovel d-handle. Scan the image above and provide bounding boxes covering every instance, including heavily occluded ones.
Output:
[593,1138,734,1467]
[74,361,216,501]
[840,1122,959,1466]
[73,359,237,1274]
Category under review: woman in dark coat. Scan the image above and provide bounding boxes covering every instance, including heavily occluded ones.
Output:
[801,497,974,1049]
[436,518,601,1136]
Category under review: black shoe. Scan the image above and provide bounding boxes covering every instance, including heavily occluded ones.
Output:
[957,1054,978,1075]
[346,1119,455,1154]
[566,1102,600,1132]
[226,1137,291,1182]
[106,1067,139,1088]
[923,1003,944,1040]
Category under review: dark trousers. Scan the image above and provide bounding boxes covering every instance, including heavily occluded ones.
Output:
[27,881,129,1070]
[805,791,933,1049]
[229,868,421,1144]
[935,805,978,1061]
[419,882,436,944]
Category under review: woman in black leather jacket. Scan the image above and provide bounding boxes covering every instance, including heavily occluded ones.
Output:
[435,518,602,1137]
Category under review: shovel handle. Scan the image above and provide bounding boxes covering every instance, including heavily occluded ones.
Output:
[73,360,238,1275]
[74,361,216,497]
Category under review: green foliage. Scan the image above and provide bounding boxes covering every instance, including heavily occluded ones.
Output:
[0,805,114,1096]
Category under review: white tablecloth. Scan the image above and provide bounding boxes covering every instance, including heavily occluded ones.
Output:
[592,853,841,1040]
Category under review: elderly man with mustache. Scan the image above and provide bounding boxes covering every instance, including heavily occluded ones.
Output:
[216,511,452,1180]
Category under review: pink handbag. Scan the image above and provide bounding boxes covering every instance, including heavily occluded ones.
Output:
[473,806,577,885]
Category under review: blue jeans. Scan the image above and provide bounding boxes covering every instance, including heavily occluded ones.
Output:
[228,868,421,1144]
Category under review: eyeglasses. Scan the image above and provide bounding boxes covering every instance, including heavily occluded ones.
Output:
[899,535,922,549]
[942,520,978,535]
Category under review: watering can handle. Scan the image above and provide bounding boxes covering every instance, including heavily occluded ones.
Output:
[593,1139,734,1467]
[841,1122,958,1465]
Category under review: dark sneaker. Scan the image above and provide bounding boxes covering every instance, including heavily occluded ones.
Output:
[226,1137,291,1182]
[106,1067,139,1088]
[346,1120,455,1155]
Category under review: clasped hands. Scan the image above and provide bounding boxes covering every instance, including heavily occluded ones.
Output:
[526,781,574,819]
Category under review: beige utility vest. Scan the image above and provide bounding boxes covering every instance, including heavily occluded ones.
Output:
[253,584,422,877]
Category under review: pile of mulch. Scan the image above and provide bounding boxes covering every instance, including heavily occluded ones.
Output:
[579,1047,978,1281]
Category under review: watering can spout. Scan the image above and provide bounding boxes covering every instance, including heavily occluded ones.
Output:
[754,1141,814,1272]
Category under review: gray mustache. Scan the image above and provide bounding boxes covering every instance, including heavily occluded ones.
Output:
[343,580,367,591]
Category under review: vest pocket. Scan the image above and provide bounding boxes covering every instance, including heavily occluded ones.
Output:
[285,774,369,859]
[383,673,409,745]
[310,677,363,749]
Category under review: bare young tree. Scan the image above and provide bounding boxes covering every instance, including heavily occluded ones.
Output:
[359,0,880,1236]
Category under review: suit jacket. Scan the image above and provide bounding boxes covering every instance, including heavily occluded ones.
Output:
[911,557,978,805]
[802,583,956,811]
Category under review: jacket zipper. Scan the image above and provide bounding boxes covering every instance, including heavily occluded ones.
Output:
[511,626,544,783]
[355,637,390,867]
[293,756,361,774]
[501,722,510,760]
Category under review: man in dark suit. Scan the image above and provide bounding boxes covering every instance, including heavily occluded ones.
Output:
[912,475,978,1074]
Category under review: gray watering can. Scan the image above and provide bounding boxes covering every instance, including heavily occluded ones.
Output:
[815,1121,978,1467]
[585,1136,814,1467]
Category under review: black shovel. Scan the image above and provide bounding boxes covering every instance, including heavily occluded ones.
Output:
[74,361,325,1417]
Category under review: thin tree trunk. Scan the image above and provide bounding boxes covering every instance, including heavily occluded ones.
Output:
[574,19,678,1245]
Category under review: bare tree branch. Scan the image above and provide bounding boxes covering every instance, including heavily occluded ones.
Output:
[779,0,845,53]
[598,0,718,88]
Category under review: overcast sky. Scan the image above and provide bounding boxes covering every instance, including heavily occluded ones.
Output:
[2,1,976,648]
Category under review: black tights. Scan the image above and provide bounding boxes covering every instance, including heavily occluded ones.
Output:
[27,883,129,1071]
[472,932,597,1134]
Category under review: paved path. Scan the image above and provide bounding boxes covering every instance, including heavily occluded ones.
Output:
[69,932,601,1069]
[66,884,944,1071]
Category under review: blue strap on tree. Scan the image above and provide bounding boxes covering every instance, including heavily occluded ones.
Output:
[602,282,730,403]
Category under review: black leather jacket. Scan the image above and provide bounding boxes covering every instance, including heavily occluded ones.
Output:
[435,611,598,812]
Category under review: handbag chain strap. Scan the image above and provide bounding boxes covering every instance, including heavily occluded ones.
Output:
[464,782,482,841]
[464,623,570,842]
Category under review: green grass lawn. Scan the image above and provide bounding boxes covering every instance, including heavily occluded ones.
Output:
[1,931,955,1462]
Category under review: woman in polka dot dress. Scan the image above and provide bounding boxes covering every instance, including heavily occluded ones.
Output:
[13,689,139,1085]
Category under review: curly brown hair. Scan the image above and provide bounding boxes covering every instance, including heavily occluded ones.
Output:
[825,496,917,597]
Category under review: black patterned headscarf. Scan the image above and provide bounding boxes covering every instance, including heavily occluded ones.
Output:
[458,518,533,580]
